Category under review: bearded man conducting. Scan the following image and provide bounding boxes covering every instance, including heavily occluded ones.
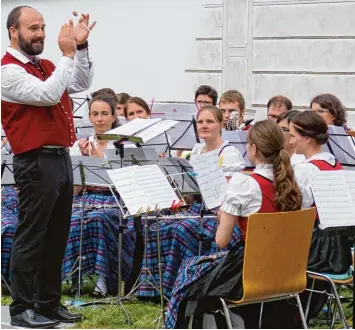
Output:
[1,6,95,328]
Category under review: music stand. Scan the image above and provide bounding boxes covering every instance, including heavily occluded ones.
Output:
[141,132,171,157]
[323,126,355,169]
[104,147,159,168]
[222,129,254,169]
[68,156,132,324]
[1,155,15,292]
[71,96,90,118]
[107,164,184,326]
[167,115,200,152]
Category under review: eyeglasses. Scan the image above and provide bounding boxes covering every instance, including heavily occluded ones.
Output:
[196,100,213,105]
[267,114,279,121]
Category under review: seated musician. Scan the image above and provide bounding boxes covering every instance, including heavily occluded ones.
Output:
[124,96,151,120]
[311,93,348,128]
[164,119,305,329]
[219,90,248,131]
[289,110,352,274]
[66,93,137,297]
[276,109,306,166]
[137,106,245,300]
[116,92,130,125]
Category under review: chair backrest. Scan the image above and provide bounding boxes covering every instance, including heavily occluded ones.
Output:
[240,208,316,303]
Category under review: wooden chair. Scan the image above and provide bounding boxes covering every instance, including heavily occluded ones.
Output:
[188,208,316,329]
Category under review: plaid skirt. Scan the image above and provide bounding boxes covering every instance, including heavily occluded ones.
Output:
[1,205,18,282]
[164,242,245,329]
[62,193,137,293]
[136,204,243,298]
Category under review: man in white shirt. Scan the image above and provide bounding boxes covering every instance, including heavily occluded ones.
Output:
[1,6,95,328]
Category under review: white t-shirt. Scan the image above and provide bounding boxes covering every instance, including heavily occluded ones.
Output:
[190,140,245,177]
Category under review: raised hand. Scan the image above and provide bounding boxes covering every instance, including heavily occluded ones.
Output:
[72,11,97,45]
[58,20,76,59]
[78,138,90,156]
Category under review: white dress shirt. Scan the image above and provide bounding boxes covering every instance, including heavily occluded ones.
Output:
[291,153,306,167]
[1,47,93,105]
[190,140,246,177]
[221,164,273,216]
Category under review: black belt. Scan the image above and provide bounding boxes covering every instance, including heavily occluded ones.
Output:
[38,147,69,155]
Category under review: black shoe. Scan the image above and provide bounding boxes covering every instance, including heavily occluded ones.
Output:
[10,309,60,329]
[40,305,82,323]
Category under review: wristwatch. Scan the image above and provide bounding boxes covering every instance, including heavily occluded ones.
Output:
[77,41,88,50]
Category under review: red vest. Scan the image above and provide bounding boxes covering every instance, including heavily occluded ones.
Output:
[1,52,77,154]
[309,159,343,171]
[238,173,278,240]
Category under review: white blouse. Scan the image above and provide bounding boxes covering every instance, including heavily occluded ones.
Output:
[293,152,337,208]
[70,134,116,156]
[291,153,306,167]
[221,164,273,216]
[190,140,245,177]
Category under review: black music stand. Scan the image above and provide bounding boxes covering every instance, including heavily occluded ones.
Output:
[141,131,171,157]
[222,129,254,169]
[71,96,90,118]
[104,147,159,168]
[323,126,355,169]
[68,156,132,324]
[167,116,200,153]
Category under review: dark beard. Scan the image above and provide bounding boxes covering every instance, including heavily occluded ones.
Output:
[18,33,44,56]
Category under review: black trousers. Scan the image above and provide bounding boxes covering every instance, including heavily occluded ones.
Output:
[9,148,73,316]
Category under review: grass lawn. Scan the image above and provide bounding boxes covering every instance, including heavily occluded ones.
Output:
[1,282,353,329]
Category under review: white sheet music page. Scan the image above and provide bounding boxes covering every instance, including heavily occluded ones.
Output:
[135,120,178,143]
[106,118,161,136]
[310,171,355,229]
[190,150,228,209]
[344,170,355,200]
[107,164,178,215]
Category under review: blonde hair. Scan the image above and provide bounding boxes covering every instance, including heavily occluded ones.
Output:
[248,120,302,212]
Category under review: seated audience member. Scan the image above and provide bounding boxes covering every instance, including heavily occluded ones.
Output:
[137,106,245,299]
[116,92,131,125]
[66,94,137,296]
[290,111,352,274]
[219,90,245,130]
[310,93,347,128]
[194,85,218,109]
[164,119,304,329]
[125,97,151,120]
[276,110,305,166]
[267,95,292,121]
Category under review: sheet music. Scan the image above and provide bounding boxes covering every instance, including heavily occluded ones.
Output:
[107,164,179,215]
[310,171,355,229]
[190,150,228,209]
[344,171,355,199]
[106,118,161,136]
[135,119,178,143]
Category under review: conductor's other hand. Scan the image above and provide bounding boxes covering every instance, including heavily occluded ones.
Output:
[58,20,76,59]
[78,138,90,156]
[73,12,96,45]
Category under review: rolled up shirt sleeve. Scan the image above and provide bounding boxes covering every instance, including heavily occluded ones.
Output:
[221,173,261,216]
[220,146,246,177]
[1,56,74,106]
[67,49,94,94]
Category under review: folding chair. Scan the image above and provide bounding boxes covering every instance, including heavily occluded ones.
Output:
[188,208,316,329]
[305,268,352,328]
